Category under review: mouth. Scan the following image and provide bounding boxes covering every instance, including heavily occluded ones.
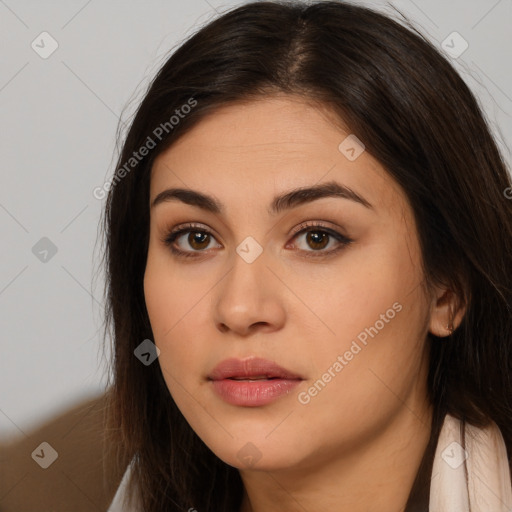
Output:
[228,376,281,381]
[208,356,303,381]
[208,357,303,406]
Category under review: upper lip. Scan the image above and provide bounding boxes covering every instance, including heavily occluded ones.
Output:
[208,357,303,380]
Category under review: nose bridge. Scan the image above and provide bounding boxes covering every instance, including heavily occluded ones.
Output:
[221,245,268,312]
[213,242,285,334]
[225,232,268,294]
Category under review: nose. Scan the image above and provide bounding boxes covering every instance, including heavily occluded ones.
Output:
[213,249,286,337]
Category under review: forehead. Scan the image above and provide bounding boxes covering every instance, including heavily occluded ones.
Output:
[150,95,408,217]
[155,95,347,163]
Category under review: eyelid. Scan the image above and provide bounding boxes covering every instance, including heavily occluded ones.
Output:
[286,220,353,256]
[289,220,346,238]
[167,222,217,238]
[162,220,353,258]
[161,222,222,256]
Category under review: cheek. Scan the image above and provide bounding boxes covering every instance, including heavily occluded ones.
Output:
[295,238,429,414]
[144,241,204,336]
[144,264,215,444]
[288,240,414,351]
[143,254,204,377]
[293,296,429,453]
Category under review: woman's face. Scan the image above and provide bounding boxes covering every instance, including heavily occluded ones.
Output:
[144,95,440,472]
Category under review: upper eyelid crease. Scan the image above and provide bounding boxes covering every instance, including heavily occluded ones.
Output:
[167,220,345,240]
[150,180,373,214]
[165,223,352,256]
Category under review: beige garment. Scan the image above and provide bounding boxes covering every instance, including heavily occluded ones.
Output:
[107,457,139,511]
[430,414,512,511]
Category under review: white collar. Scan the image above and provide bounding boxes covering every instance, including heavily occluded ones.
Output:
[430,413,512,511]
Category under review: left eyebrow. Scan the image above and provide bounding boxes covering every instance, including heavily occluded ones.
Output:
[150,180,373,214]
[268,180,373,215]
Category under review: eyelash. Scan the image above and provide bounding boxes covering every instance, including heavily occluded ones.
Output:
[161,221,353,260]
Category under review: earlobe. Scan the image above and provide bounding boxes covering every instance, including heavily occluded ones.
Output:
[428,286,466,338]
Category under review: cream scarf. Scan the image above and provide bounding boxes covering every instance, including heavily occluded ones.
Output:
[107,414,512,511]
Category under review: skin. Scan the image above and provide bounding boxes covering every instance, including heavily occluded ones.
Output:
[143,94,465,512]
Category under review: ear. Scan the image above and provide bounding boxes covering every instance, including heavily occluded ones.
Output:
[428,284,466,338]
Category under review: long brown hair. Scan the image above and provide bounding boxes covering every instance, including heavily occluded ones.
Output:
[99,1,512,510]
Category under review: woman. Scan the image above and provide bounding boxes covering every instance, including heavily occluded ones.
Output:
[100,1,512,511]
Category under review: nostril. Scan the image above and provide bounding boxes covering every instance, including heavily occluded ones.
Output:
[217,323,229,333]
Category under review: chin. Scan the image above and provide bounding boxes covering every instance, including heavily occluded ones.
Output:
[204,433,307,471]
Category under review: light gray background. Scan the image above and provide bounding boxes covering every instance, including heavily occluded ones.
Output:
[1,0,511,441]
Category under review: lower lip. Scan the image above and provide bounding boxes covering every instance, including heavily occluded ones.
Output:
[210,378,301,406]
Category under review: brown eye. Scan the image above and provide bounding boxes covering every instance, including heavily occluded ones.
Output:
[305,230,329,250]
[163,225,222,257]
[289,223,353,258]
[188,231,210,250]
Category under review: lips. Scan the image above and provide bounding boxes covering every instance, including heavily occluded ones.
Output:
[208,357,303,407]
[208,357,303,381]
